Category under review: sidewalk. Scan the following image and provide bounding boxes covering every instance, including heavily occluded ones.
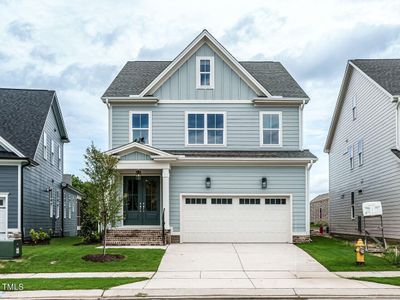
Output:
[336,271,400,278]
[0,271,154,279]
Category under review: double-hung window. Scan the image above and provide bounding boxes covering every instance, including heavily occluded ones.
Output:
[196,57,214,89]
[187,112,225,145]
[357,139,363,166]
[348,145,354,169]
[50,140,55,165]
[49,191,54,218]
[55,190,60,219]
[58,146,62,170]
[260,112,282,146]
[43,132,48,160]
[130,112,151,144]
[68,196,72,219]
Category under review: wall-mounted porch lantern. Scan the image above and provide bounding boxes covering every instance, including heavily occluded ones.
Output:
[136,170,142,180]
[205,177,211,188]
[261,177,267,189]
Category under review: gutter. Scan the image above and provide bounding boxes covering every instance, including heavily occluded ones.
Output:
[101,97,159,104]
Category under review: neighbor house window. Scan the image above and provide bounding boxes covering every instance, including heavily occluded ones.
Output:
[186,112,225,145]
[196,56,214,89]
[351,192,355,219]
[49,191,54,218]
[68,196,72,219]
[58,146,62,170]
[348,145,354,169]
[260,112,282,146]
[63,194,67,219]
[352,95,357,120]
[50,140,55,165]
[43,132,48,160]
[319,207,322,219]
[358,139,363,166]
[130,112,152,144]
[55,190,60,219]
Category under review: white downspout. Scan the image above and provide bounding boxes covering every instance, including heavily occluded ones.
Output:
[305,160,314,236]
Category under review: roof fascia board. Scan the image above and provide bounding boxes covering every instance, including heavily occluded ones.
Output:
[177,157,317,163]
[139,30,271,97]
[105,142,174,157]
[0,136,25,157]
[51,93,70,142]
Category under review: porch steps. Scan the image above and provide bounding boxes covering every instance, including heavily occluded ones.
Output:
[106,228,169,246]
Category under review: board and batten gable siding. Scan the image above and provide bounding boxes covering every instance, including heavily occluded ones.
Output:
[120,151,151,161]
[154,44,257,100]
[23,104,65,236]
[112,104,299,150]
[329,67,400,239]
[169,165,306,233]
[0,166,18,228]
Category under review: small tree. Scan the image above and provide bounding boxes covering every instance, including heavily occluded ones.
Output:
[83,143,123,255]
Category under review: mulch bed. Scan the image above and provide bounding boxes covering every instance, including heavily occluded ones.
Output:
[82,254,125,263]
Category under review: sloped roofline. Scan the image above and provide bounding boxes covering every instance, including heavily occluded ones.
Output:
[324,61,396,153]
[105,141,180,158]
[138,29,272,98]
[0,136,25,157]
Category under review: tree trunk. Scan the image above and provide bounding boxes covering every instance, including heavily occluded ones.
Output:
[102,217,107,256]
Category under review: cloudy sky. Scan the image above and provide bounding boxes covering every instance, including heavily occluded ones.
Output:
[1,0,400,198]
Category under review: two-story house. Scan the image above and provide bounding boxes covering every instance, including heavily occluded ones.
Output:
[0,88,81,241]
[325,59,400,240]
[102,30,317,245]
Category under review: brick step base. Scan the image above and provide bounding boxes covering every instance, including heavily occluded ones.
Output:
[106,228,170,246]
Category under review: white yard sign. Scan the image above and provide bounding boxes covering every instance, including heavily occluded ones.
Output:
[362,201,383,217]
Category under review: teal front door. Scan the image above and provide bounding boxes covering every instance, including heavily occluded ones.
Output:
[123,176,160,226]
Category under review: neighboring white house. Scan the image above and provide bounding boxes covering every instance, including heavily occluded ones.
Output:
[101,30,317,245]
[325,59,400,240]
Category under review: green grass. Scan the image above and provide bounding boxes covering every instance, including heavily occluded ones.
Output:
[0,277,147,291]
[0,237,164,273]
[355,277,400,287]
[297,236,400,271]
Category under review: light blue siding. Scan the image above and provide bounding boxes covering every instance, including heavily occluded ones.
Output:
[169,166,306,233]
[120,152,151,161]
[0,165,18,228]
[112,104,299,150]
[154,44,257,100]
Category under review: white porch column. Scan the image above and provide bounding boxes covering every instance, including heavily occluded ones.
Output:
[162,168,170,230]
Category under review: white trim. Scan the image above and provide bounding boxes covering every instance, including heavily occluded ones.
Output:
[50,140,55,165]
[58,145,62,171]
[397,102,400,149]
[128,111,152,145]
[139,30,271,97]
[179,193,293,243]
[17,164,21,231]
[117,161,171,170]
[103,98,308,105]
[162,168,170,229]
[259,111,283,147]
[299,102,304,150]
[196,56,214,89]
[106,142,175,158]
[305,165,310,234]
[0,136,25,158]
[43,132,48,160]
[0,160,27,166]
[109,104,113,149]
[0,193,8,241]
[184,111,227,146]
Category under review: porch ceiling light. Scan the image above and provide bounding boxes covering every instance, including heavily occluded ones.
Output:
[205,177,211,188]
[261,177,267,189]
[136,170,142,180]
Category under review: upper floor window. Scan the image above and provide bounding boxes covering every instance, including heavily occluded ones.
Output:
[260,112,282,146]
[350,192,355,219]
[352,95,357,120]
[196,56,214,89]
[348,145,354,169]
[186,112,225,146]
[43,132,48,160]
[357,139,363,166]
[130,112,152,145]
[50,140,55,165]
[58,146,62,170]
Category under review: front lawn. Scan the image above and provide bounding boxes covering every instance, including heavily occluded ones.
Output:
[355,277,400,287]
[0,277,147,291]
[298,236,399,271]
[0,237,164,273]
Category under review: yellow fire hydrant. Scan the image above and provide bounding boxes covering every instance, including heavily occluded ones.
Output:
[355,239,365,265]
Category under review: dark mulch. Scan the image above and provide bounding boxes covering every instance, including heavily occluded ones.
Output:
[82,254,125,263]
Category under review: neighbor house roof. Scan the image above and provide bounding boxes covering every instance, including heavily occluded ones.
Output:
[0,88,69,159]
[351,59,400,96]
[102,60,308,99]
[310,193,329,203]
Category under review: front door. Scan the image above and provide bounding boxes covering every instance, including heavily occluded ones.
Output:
[123,176,160,226]
[0,194,8,241]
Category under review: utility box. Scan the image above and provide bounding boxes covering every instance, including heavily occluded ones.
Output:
[0,240,22,259]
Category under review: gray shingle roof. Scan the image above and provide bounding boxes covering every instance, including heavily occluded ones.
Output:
[167,150,317,160]
[351,59,400,96]
[310,193,329,203]
[0,88,55,159]
[102,61,308,99]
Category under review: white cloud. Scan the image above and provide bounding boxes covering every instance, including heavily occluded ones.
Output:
[1,0,400,194]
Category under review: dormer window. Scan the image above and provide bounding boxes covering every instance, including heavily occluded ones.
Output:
[196,56,214,89]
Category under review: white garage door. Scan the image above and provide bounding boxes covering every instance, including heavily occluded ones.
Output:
[181,196,291,243]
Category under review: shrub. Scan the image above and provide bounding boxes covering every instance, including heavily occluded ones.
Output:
[385,247,400,265]
[29,228,50,244]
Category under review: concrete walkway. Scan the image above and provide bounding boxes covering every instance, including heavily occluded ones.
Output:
[0,271,154,279]
[336,271,400,278]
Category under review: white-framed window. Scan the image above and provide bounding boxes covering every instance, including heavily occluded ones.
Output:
[196,56,214,89]
[58,146,62,170]
[348,145,354,169]
[260,112,282,146]
[68,196,72,219]
[49,191,54,218]
[129,111,152,145]
[72,197,75,213]
[319,207,323,219]
[43,132,48,160]
[55,190,60,219]
[358,139,363,166]
[63,194,67,219]
[185,112,226,146]
[50,140,55,165]
[351,192,355,219]
[352,95,357,120]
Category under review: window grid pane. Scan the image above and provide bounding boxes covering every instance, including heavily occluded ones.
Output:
[262,113,280,145]
[187,113,224,145]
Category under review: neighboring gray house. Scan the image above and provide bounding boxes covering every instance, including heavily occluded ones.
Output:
[0,88,81,241]
[310,193,329,225]
[102,30,317,245]
[325,59,400,240]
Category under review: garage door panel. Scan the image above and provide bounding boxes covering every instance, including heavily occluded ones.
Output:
[181,196,291,243]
